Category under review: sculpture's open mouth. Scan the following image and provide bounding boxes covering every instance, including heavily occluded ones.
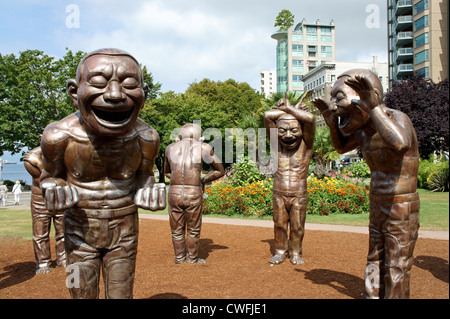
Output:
[91,106,135,126]
[338,114,350,129]
[281,139,297,147]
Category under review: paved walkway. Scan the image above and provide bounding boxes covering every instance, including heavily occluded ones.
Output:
[2,191,448,241]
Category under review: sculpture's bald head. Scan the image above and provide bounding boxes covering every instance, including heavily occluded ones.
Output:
[179,124,203,141]
[76,48,143,84]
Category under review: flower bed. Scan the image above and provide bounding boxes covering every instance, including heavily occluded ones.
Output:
[203,176,370,217]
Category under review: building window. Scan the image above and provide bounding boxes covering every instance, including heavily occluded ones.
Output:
[306,26,317,34]
[416,66,429,78]
[321,46,333,58]
[292,44,304,57]
[415,49,429,64]
[307,35,318,42]
[414,15,428,31]
[293,59,304,72]
[321,27,332,34]
[414,0,428,15]
[415,32,429,47]
[293,75,303,88]
[292,33,303,42]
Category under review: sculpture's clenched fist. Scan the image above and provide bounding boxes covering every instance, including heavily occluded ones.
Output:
[41,179,79,212]
[134,183,166,211]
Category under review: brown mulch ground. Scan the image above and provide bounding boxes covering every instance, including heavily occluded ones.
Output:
[0,218,448,300]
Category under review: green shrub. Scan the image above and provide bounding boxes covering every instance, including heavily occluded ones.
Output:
[229,160,266,187]
[347,160,371,181]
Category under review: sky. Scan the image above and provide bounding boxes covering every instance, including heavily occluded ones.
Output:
[0,0,388,94]
[0,0,388,162]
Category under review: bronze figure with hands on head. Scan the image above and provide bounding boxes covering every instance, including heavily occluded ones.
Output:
[39,48,164,299]
[264,93,315,265]
[312,69,420,299]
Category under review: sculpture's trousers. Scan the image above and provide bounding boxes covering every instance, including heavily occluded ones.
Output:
[365,192,420,299]
[168,185,203,263]
[31,194,65,271]
[272,190,307,258]
[64,210,139,299]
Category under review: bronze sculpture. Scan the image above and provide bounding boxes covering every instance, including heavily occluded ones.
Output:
[264,96,316,265]
[39,48,163,299]
[312,69,420,299]
[24,146,66,274]
[164,123,224,264]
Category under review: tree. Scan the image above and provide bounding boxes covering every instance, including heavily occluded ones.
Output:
[312,126,340,179]
[274,9,295,31]
[0,50,82,156]
[384,75,449,158]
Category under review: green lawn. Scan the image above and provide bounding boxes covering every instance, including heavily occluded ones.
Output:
[0,189,447,242]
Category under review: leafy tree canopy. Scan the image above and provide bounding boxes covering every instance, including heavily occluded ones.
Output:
[274,9,295,31]
[384,74,449,158]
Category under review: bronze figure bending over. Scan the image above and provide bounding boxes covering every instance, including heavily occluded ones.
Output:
[313,69,420,299]
[164,124,224,264]
[40,48,164,299]
[24,146,66,274]
[264,96,315,265]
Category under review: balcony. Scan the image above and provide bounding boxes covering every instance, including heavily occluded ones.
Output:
[395,0,412,15]
[396,31,413,46]
[395,15,413,31]
[395,47,413,62]
[396,64,414,75]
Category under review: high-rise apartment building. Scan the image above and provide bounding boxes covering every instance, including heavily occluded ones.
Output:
[259,69,277,98]
[387,0,448,87]
[271,19,336,94]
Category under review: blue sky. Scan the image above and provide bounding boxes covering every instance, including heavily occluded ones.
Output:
[1,0,388,94]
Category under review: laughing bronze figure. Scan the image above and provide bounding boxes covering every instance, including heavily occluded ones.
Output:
[39,48,164,299]
[313,69,420,299]
[264,95,315,265]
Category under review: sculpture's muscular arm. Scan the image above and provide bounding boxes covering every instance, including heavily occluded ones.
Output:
[264,109,285,143]
[345,75,412,153]
[136,125,160,189]
[369,107,412,153]
[23,148,43,179]
[201,143,225,185]
[39,122,70,185]
[164,144,174,180]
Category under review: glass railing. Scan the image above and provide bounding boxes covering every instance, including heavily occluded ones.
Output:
[398,15,412,23]
[398,47,413,55]
[397,31,413,40]
[397,64,414,72]
[397,0,412,8]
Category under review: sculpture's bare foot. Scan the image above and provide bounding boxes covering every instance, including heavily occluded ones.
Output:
[57,260,67,268]
[269,253,286,264]
[290,254,304,265]
[187,258,206,264]
[35,267,50,275]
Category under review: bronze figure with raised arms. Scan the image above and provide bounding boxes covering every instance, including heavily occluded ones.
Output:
[313,69,420,299]
[264,96,315,265]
